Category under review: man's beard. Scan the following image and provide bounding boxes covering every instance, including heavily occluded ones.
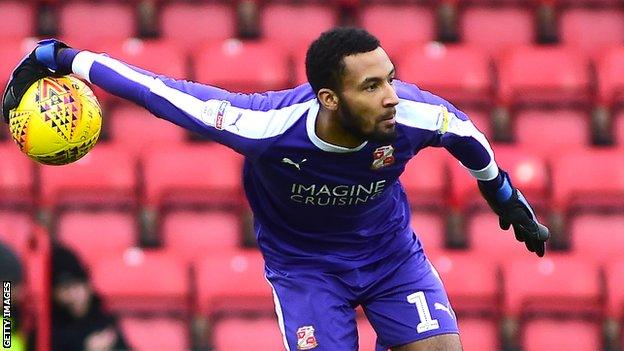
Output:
[337,99,397,144]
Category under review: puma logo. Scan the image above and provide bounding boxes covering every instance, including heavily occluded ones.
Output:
[434,302,455,320]
[282,157,307,171]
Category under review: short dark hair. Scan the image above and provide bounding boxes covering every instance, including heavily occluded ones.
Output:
[306,27,380,94]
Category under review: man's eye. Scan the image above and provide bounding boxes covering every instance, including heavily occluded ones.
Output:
[388,77,395,84]
[365,84,377,91]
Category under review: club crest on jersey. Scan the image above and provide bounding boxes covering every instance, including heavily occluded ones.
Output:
[371,145,395,170]
[296,326,318,350]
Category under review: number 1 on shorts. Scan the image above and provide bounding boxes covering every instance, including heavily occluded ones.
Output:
[407,291,440,333]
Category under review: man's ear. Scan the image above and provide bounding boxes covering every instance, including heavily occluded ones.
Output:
[317,88,339,111]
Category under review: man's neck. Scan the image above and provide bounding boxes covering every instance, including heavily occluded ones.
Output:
[315,107,364,148]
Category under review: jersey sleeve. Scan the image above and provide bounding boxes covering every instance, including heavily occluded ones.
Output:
[394,80,498,181]
[69,50,316,159]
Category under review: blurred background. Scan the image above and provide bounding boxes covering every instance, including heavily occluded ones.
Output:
[0,0,623,350]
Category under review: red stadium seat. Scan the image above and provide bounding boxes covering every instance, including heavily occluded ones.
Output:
[496,46,590,106]
[357,317,378,351]
[617,111,624,144]
[0,2,35,40]
[261,3,337,49]
[596,46,624,106]
[569,213,624,265]
[551,147,624,211]
[211,316,284,351]
[91,248,189,313]
[0,211,33,258]
[458,317,499,351]
[560,8,624,54]
[108,102,186,159]
[396,44,491,107]
[56,211,137,270]
[450,144,549,211]
[502,253,601,317]
[460,6,534,57]
[293,44,309,86]
[605,260,624,319]
[161,210,241,263]
[429,250,499,315]
[195,249,272,315]
[467,212,536,264]
[120,316,190,351]
[522,318,602,351]
[411,211,445,251]
[39,144,137,208]
[142,143,244,208]
[192,39,289,93]
[360,4,435,59]
[400,147,448,209]
[514,109,589,159]
[59,2,136,47]
[160,2,235,52]
[0,38,37,108]
[0,143,35,208]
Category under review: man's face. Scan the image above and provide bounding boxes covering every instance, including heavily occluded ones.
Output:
[53,281,91,319]
[336,47,399,143]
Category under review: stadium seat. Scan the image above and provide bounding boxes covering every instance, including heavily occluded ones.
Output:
[119,316,190,351]
[39,144,137,208]
[260,3,337,49]
[466,212,536,264]
[550,147,624,211]
[596,46,624,106]
[160,2,235,52]
[0,211,33,258]
[0,38,37,111]
[142,143,244,208]
[514,109,589,159]
[400,147,448,209]
[211,315,284,351]
[496,46,590,107]
[59,2,136,48]
[161,210,241,263]
[449,143,549,211]
[411,211,445,252]
[195,249,272,315]
[502,253,601,317]
[192,39,289,93]
[522,318,602,351]
[428,250,499,315]
[396,43,491,107]
[55,211,137,270]
[560,8,624,54]
[605,260,624,319]
[108,102,186,159]
[360,4,435,59]
[460,6,534,57]
[569,213,624,264]
[0,1,35,40]
[357,317,378,351]
[0,143,35,208]
[617,111,624,144]
[91,248,189,313]
[457,317,499,351]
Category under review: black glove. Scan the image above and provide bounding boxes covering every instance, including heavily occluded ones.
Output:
[2,39,71,123]
[479,169,550,257]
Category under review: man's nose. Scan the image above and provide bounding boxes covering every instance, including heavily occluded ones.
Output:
[383,85,399,107]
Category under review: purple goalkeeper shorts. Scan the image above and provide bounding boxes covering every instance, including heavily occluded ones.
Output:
[264,242,459,350]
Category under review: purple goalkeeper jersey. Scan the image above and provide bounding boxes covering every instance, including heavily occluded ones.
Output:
[68,51,498,272]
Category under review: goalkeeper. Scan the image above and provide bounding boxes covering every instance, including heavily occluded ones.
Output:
[3,28,548,351]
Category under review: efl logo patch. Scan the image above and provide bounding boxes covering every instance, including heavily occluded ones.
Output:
[215,100,230,130]
[371,145,395,170]
[296,326,318,350]
[200,100,231,130]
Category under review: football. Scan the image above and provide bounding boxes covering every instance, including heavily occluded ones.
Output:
[7,75,102,165]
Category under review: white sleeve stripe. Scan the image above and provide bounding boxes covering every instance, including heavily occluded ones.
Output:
[264,277,291,351]
[72,51,97,83]
[73,51,310,139]
[467,158,499,181]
